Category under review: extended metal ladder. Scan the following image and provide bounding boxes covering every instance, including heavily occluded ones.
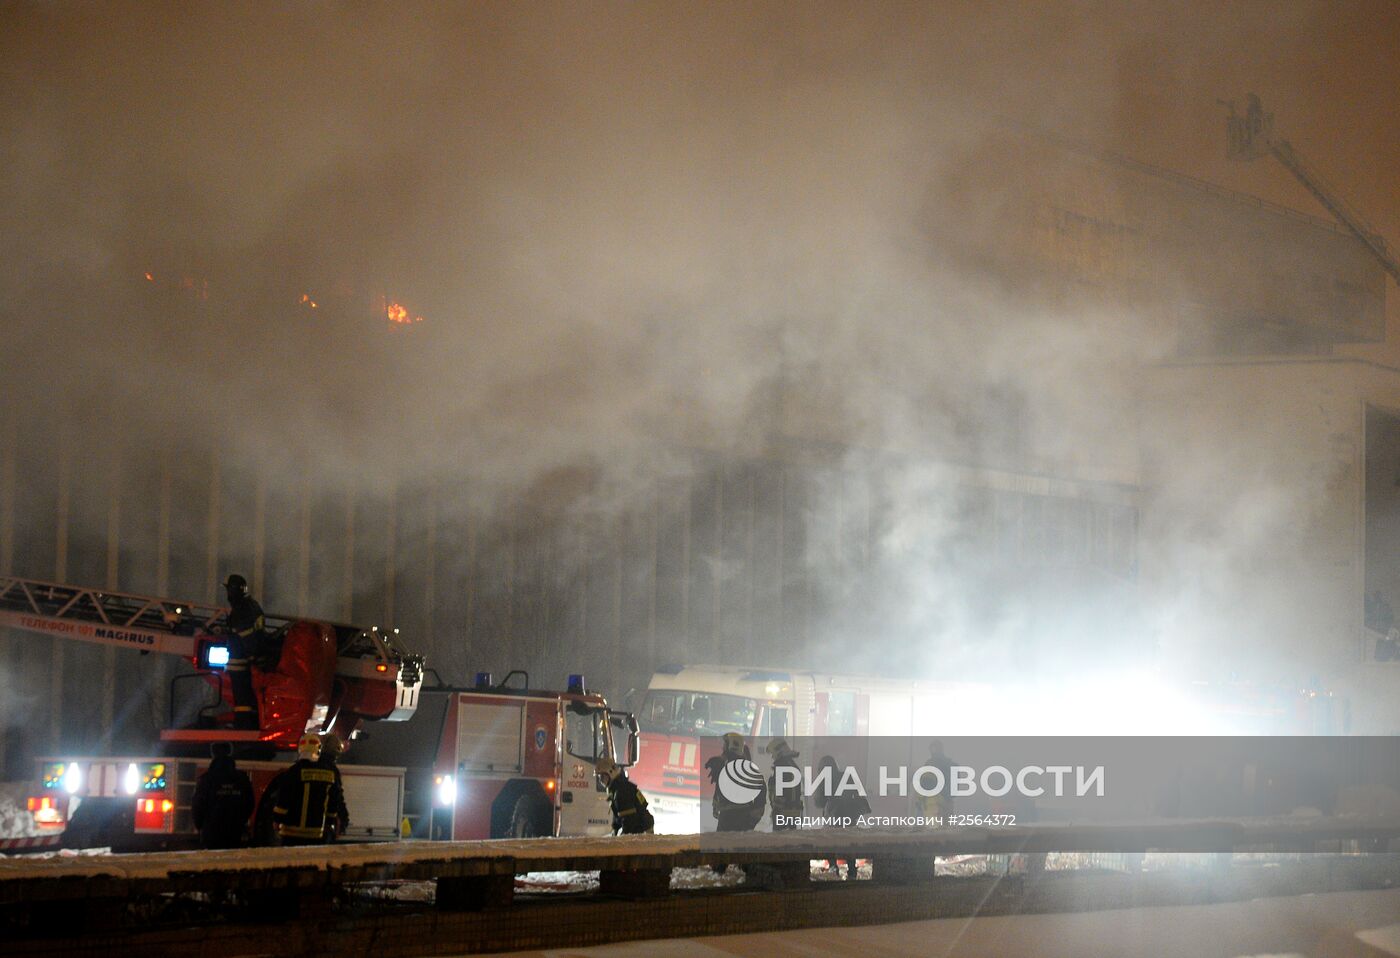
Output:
[0,574,422,689]
[0,576,218,658]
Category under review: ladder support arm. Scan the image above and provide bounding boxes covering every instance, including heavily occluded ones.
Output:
[1268,139,1400,286]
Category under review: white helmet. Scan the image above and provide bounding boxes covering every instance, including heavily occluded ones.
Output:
[297,732,322,761]
[594,756,619,783]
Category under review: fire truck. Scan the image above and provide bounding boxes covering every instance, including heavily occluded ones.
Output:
[347,671,638,841]
[630,664,975,832]
[1,575,637,848]
[630,664,1347,833]
[1,573,423,849]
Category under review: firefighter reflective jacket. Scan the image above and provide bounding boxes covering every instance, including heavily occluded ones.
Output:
[606,773,654,835]
[270,759,342,841]
[226,594,265,654]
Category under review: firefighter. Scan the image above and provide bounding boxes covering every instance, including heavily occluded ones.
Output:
[191,742,254,849]
[270,733,343,845]
[920,739,954,822]
[316,732,350,842]
[222,574,264,730]
[705,731,766,832]
[765,738,804,831]
[595,756,654,835]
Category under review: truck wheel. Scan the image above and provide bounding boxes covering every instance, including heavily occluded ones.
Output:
[508,794,544,838]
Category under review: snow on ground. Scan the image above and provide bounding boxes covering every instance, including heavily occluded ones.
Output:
[370,867,749,901]
[0,847,108,860]
[505,865,750,895]
[0,782,38,839]
[490,888,1400,958]
[514,868,745,894]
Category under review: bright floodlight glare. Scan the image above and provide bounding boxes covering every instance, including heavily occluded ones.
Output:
[63,762,83,795]
[916,670,1232,736]
[649,803,693,836]
[206,645,230,668]
[1033,670,1230,736]
[123,763,139,796]
[436,774,456,807]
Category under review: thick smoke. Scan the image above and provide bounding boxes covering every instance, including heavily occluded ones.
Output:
[1,1,1397,760]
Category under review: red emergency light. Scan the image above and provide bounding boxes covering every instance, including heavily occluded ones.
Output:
[27,795,65,828]
[134,798,175,833]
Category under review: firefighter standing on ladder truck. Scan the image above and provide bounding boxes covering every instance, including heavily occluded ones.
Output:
[222,574,263,730]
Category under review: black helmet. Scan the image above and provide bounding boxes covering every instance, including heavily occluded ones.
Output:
[223,574,248,595]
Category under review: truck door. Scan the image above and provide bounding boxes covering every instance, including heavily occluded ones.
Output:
[758,704,790,737]
[607,710,639,766]
[453,699,525,839]
[559,703,613,836]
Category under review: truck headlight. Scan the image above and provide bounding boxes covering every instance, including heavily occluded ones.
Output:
[124,763,140,796]
[435,774,456,807]
[63,763,84,795]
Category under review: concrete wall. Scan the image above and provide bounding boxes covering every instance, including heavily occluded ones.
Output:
[1138,358,1400,729]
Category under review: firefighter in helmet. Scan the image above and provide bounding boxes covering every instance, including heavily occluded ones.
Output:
[765,738,804,831]
[270,733,343,845]
[595,756,654,835]
[222,574,264,731]
[705,731,766,832]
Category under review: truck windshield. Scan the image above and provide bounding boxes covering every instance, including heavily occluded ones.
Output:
[638,691,756,737]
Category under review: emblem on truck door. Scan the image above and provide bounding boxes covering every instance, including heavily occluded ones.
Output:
[534,727,547,750]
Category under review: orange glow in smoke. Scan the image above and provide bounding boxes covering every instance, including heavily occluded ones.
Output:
[385,300,424,325]
[146,267,420,328]
[143,270,206,299]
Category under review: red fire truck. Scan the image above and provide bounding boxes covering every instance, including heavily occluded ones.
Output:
[24,671,638,850]
[2,575,637,848]
[353,671,639,841]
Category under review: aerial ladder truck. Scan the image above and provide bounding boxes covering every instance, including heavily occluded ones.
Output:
[0,573,423,849]
[1225,93,1400,289]
[1,575,641,850]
